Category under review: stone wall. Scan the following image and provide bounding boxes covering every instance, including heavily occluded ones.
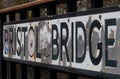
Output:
[1,0,120,9]
[103,0,120,7]
[77,0,91,12]
[0,0,35,9]
[40,8,48,17]
[56,3,67,15]
[103,0,117,7]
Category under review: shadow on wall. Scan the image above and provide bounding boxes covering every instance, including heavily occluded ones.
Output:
[0,0,35,9]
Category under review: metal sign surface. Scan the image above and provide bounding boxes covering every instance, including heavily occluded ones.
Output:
[3,10,120,76]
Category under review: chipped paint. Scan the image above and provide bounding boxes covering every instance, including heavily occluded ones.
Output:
[3,11,120,76]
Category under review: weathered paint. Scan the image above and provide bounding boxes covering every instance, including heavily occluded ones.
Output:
[3,10,120,76]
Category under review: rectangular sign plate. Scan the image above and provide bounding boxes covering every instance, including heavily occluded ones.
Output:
[3,7,120,78]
